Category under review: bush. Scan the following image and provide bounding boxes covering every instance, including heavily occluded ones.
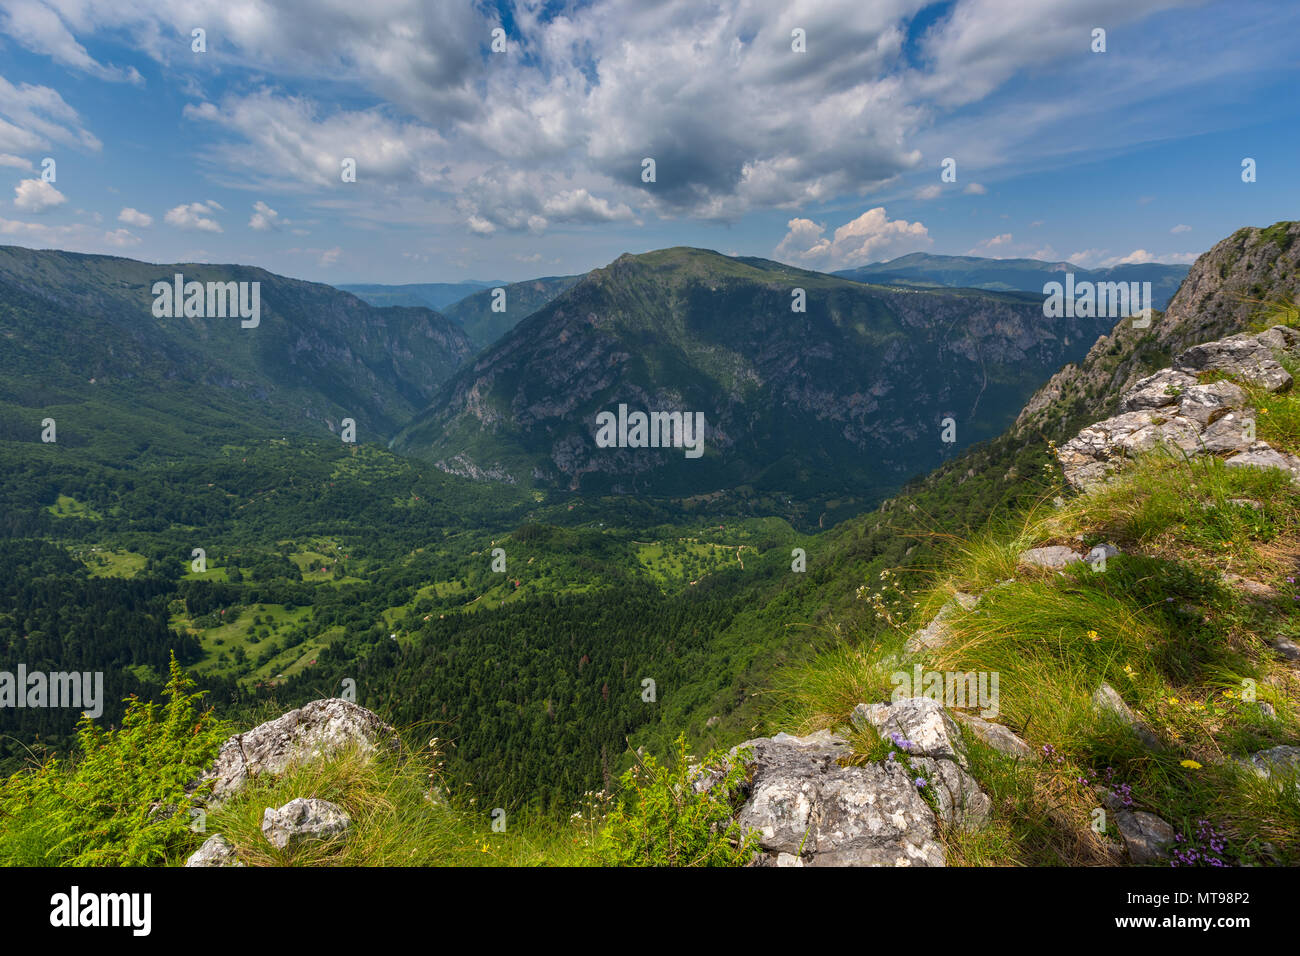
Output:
[593,734,758,867]
[0,654,229,866]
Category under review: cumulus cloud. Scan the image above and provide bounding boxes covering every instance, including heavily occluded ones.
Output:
[915,184,943,200]
[0,0,140,82]
[249,200,284,231]
[13,177,65,212]
[164,201,223,233]
[102,227,140,246]
[963,183,987,195]
[458,168,636,235]
[1171,223,1192,233]
[118,207,152,227]
[774,208,930,269]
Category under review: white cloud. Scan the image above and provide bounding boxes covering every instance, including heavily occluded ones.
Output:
[164,201,223,233]
[103,227,140,247]
[319,246,342,267]
[963,182,987,195]
[118,207,152,227]
[914,184,942,200]
[1171,223,1192,233]
[0,75,101,154]
[0,153,32,169]
[249,200,284,231]
[0,1,140,82]
[13,177,65,212]
[774,207,930,269]
[968,233,1014,256]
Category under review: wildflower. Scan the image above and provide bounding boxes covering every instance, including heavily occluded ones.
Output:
[1087,629,1100,642]
[1180,759,1202,770]
[914,777,927,789]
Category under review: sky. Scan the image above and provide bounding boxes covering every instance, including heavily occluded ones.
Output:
[0,0,1297,285]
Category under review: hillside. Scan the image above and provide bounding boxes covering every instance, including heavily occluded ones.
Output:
[835,252,1189,310]
[394,247,1120,519]
[439,275,582,349]
[0,246,473,455]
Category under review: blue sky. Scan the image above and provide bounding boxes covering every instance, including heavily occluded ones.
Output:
[0,0,1296,285]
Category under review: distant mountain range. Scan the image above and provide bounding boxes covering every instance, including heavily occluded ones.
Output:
[834,252,1190,309]
[337,281,502,311]
[392,247,1124,507]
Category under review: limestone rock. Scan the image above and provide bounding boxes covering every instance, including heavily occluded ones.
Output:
[1018,545,1085,570]
[261,797,352,851]
[1224,443,1300,483]
[904,592,979,654]
[953,711,1032,758]
[184,833,243,867]
[1093,683,1162,750]
[1175,329,1295,393]
[1246,745,1300,782]
[852,697,968,768]
[193,699,400,804]
[1115,810,1176,864]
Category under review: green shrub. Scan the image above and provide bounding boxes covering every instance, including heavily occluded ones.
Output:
[593,734,758,867]
[0,654,229,866]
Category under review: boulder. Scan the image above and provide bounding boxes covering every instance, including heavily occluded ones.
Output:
[952,711,1033,758]
[1093,683,1162,751]
[261,797,352,851]
[184,833,243,867]
[1115,810,1176,864]
[904,592,979,654]
[714,721,994,867]
[1018,545,1085,570]
[1224,443,1300,483]
[1119,369,1198,412]
[1245,745,1300,782]
[1175,328,1296,393]
[193,699,400,804]
[852,697,968,768]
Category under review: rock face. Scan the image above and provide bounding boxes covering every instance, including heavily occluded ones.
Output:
[709,701,994,867]
[1056,325,1300,491]
[1015,222,1300,443]
[1245,745,1300,783]
[261,797,352,850]
[184,833,243,867]
[193,699,400,804]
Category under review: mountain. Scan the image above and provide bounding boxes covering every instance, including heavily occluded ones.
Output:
[0,246,473,455]
[440,275,582,349]
[338,281,500,311]
[1014,220,1300,440]
[392,247,1123,515]
[835,252,1189,310]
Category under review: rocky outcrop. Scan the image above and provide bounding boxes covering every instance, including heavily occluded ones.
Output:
[1056,326,1300,490]
[261,797,352,851]
[706,699,992,867]
[1015,221,1300,442]
[192,698,401,805]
